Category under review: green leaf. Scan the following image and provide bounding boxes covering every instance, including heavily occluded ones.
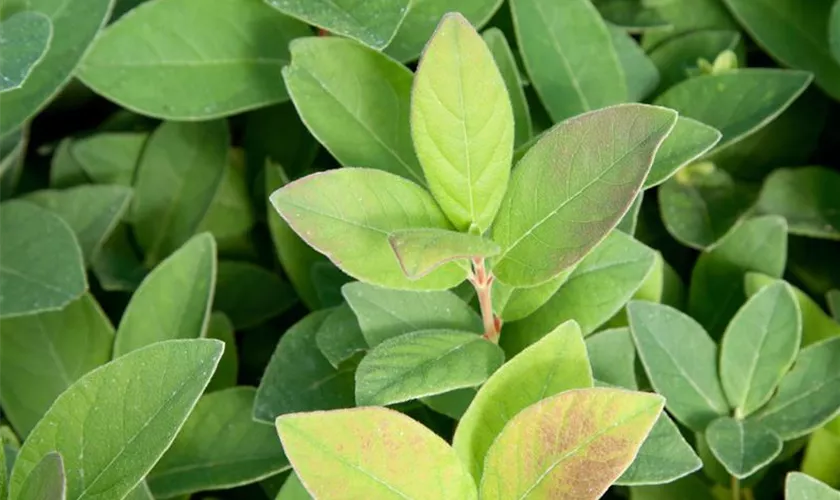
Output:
[586,327,638,390]
[355,329,504,406]
[482,28,532,147]
[270,168,467,290]
[0,293,113,437]
[311,263,353,308]
[78,0,309,119]
[0,12,52,92]
[829,289,840,321]
[124,482,153,500]
[480,387,664,499]
[132,120,228,265]
[421,388,477,420]
[205,313,238,392]
[757,167,840,240]
[26,185,133,265]
[244,102,318,181]
[315,304,367,368]
[72,132,147,187]
[454,321,592,480]
[644,117,722,189]
[342,281,482,347]
[214,261,296,329]
[283,37,423,184]
[194,154,256,255]
[492,104,676,286]
[653,70,812,156]
[618,192,644,234]
[617,414,702,486]
[629,474,716,500]
[495,269,571,322]
[706,417,781,479]
[8,339,223,500]
[49,139,88,189]
[0,201,86,318]
[511,0,626,121]
[114,233,216,357]
[628,301,729,431]
[720,282,801,418]
[688,215,788,339]
[594,0,669,31]
[786,472,840,500]
[0,442,5,500]
[389,229,500,279]
[276,472,311,500]
[90,223,147,292]
[148,387,289,498]
[648,30,741,92]
[254,311,355,423]
[752,336,840,440]
[277,407,477,500]
[0,0,112,134]
[17,452,65,500]
[610,24,660,102]
[802,428,840,493]
[411,13,513,232]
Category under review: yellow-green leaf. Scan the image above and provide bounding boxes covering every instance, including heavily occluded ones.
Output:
[389,228,500,279]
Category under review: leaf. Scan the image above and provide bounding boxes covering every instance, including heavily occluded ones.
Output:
[511,0,627,121]
[501,230,656,355]
[594,0,669,31]
[132,120,228,265]
[114,233,216,357]
[752,336,840,440]
[496,269,571,322]
[253,311,355,423]
[802,427,840,491]
[482,28,532,147]
[90,223,147,292]
[641,0,739,49]
[829,289,840,321]
[705,417,782,479]
[315,304,367,368]
[629,474,716,500]
[193,154,256,254]
[276,407,477,500]
[644,117,722,189]
[276,472,312,500]
[72,132,147,187]
[453,321,592,480]
[786,472,840,500]
[270,168,467,290]
[0,0,111,134]
[648,30,741,93]
[205,313,238,392]
[283,37,423,184]
[17,452,65,500]
[616,414,702,486]
[244,102,318,181]
[757,167,840,240]
[389,229,500,279]
[214,261,297,329]
[653,69,812,156]
[355,329,504,406]
[421,388,477,420]
[147,387,289,498]
[610,24,660,102]
[26,185,133,265]
[49,139,88,189]
[480,387,664,500]
[311,262,353,308]
[0,12,53,92]
[618,192,644,234]
[8,339,223,500]
[688,215,788,339]
[586,327,638,390]
[720,282,801,418]
[342,281,482,347]
[0,201,86,318]
[628,301,729,431]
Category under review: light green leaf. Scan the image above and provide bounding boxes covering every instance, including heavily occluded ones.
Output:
[276,472,311,500]
[720,282,801,418]
[705,417,782,479]
[618,192,644,234]
[829,289,840,320]
[72,132,147,187]
[114,233,216,357]
[480,387,664,500]
[648,30,741,92]
[355,329,504,406]
[0,12,53,92]
[454,321,592,480]
[644,117,722,189]
[90,223,147,293]
[132,120,228,265]
[586,327,638,390]
[412,13,513,232]
[640,0,739,48]
[17,452,65,500]
[786,472,840,500]
[757,167,840,240]
[389,229,499,279]
[0,442,5,500]
[688,215,788,339]
[8,339,223,500]
[617,413,702,486]
[123,482,153,500]
[277,407,478,500]
[495,269,571,322]
[78,0,309,119]
[205,313,237,392]
[802,431,840,496]
[752,336,840,440]
[492,104,675,286]
[148,387,289,498]
[511,0,626,121]
[628,301,729,431]
[270,168,467,290]
[610,24,660,102]
[315,304,367,368]
[254,311,355,423]
[0,201,86,318]
[482,28,532,147]
[214,261,296,329]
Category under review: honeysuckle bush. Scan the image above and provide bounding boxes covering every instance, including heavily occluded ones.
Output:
[1,0,840,500]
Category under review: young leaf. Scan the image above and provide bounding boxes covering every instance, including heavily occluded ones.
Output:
[495,269,571,322]
[720,282,801,418]
[342,281,482,347]
[411,13,513,232]
[214,261,297,329]
[147,387,289,498]
[610,25,660,102]
[480,388,664,499]
[16,452,65,500]
[389,228,500,278]
[645,118,722,188]
[786,472,840,500]
[628,301,729,431]
[482,28,532,147]
[276,407,478,499]
[114,233,216,357]
[78,0,310,119]
[282,38,424,184]
[355,329,504,406]
[8,339,223,500]
[586,328,639,390]
[491,104,676,287]
[454,321,593,480]
[757,167,840,240]
[705,417,782,479]
[0,201,86,318]
[0,12,53,92]
[315,304,367,368]
[205,313,238,392]
[270,168,467,290]
[253,311,355,423]
[72,132,147,186]
[616,414,702,486]
[511,0,627,121]
[648,30,741,93]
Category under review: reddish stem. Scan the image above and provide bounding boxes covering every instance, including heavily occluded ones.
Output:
[470,258,501,343]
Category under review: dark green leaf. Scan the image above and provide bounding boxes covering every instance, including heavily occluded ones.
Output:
[0,12,52,92]
[645,118,722,189]
[610,24,660,102]
[629,474,716,500]
[595,0,669,31]
[648,30,741,92]
[586,327,638,390]
[315,304,367,368]
[705,417,782,478]
[205,313,238,392]
[617,413,702,486]
[757,167,840,240]
[214,261,296,329]
[482,28,532,147]
[90,223,147,292]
